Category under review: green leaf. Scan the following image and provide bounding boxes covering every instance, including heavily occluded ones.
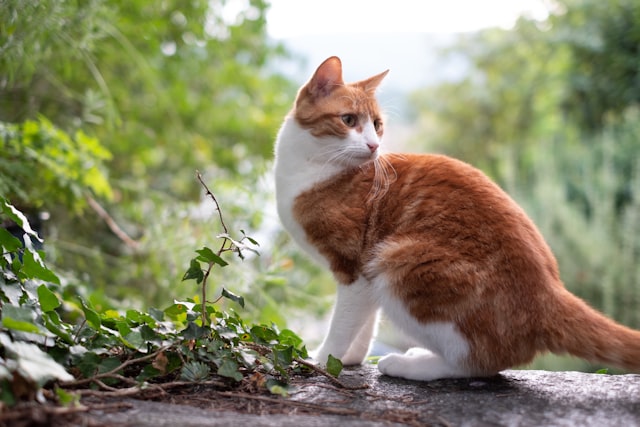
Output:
[122,330,145,351]
[195,247,228,267]
[326,354,343,378]
[0,227,22,252]
[182,259,204,283]
[21,249,60,284]
[182,321,209,340]
[221,288,245,308]
[55,387,80,407]
[278,329,303,348]
[240,230,260,246]
[0,198,41,241]
[42,311,74,344]
[180,361,210,382]
[266,378,289,397]
[595,368,609,374]
[79,298,101,329]
[37,284,61,312]
[1,305,45,334]
[217,358,243,381]
[273,344,294,366]
[250,325,278,344]
[0,334,73,385]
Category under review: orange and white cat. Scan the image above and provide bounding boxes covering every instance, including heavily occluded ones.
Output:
[274,56,640,381]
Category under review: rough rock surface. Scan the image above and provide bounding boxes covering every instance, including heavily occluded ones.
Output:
[87,366,640,426]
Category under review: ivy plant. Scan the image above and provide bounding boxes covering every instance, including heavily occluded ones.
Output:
[0,193,341,407]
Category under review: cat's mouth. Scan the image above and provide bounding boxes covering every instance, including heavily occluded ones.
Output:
[351,150,378,163]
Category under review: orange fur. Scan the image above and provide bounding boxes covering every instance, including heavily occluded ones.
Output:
[280,56,640,377]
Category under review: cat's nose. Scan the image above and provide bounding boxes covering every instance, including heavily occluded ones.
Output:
[367,142,379,153]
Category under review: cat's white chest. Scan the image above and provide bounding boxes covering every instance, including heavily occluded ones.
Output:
[273,118,342,266]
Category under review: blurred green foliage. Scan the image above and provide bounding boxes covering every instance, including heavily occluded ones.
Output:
[409,0,640,370]
[0,0,318,321]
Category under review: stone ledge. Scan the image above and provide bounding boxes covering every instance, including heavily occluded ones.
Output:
[90,366,640,426]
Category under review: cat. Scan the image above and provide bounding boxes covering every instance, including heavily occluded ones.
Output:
[273,56,640,381]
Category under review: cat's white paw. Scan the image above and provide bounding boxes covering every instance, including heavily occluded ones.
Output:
[377,353,407,377]
[378,349,465,381]
[404,347,434,358]
[340,352,366,366]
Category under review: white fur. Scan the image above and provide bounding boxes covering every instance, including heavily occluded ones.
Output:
[372,275,472,380]
[274,116,379,266]
[312,276,380,365]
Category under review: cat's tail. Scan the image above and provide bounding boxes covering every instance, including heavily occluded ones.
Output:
[546,287,640,372]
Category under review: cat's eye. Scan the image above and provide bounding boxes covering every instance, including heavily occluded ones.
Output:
[341,114,357,128]
[374,118,383,132]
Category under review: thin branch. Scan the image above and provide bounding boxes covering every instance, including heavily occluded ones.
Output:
[196,170,229,235]
[294,357,369,391]
[75,379,227,398]
[86,195,139,250]
[195,170,234,326]
[62,347,168,388]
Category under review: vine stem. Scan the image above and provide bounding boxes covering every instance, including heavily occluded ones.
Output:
[195,170,232,326]
[61,346,169,388]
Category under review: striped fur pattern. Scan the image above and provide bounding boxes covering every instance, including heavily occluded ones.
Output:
[273,56,640,381]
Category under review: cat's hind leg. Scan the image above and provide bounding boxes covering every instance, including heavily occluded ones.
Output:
[378,348,470,381]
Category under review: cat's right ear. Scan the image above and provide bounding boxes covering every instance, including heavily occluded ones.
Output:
[304,56,344,99]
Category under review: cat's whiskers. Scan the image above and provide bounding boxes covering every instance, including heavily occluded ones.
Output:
[311,143,371,168]
[367,153,397,202]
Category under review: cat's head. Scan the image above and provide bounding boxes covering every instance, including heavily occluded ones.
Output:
[292,56,389,168]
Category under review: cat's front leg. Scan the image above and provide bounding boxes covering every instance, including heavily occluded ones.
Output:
[313,277,378,366]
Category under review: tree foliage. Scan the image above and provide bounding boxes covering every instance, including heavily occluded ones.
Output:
[0,0,300,310]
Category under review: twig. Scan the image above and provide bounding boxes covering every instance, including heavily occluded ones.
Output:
[195,170,235,326]
[86,195,139,250]
[75,379,227,398]
[62,347,168,388]
[196,171,229,235]
[294,357,369,390]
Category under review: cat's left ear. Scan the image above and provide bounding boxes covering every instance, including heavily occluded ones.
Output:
[305,56,345,99]
[357,70,389,94]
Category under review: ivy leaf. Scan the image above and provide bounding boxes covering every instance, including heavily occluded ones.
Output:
[22,249,60,284]
[250,325,278,344]
[240,230,260,246]
[326,354,343,378]
[278,329,303,348]
[37,284,61,312]
[55,387,80,407]
[0,334,73,385]
[180,361,210,382]
[266,378,289,397]
[273,344,294,366]
[79,298,101,329]
[0,227,22,252]
[1,305,46,335]
[182,259,204,283]
[0,198,41,242]
[221,288,245,308]
[217,358,243,381]
[195,247,228,267]
[182,321,209,340]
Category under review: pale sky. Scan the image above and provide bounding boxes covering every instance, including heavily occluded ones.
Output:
[267,0,550,38]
